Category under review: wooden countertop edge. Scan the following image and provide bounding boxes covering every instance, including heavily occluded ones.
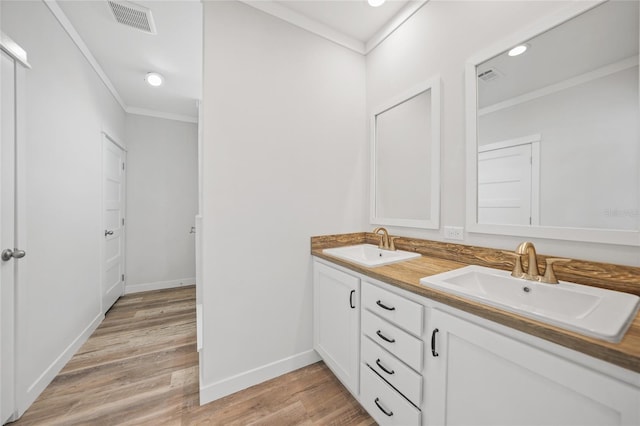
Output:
[311,249,640,374]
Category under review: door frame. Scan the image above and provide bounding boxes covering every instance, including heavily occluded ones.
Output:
[100,131,126,314]
[1,33,30,423]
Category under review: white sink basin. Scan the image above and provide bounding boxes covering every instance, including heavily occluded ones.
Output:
[420,265,640,343]
[323,244,421,267]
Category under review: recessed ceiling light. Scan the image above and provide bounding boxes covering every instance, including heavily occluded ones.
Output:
[368,0,385,7]
[508,44,528,57]
[145,72,163,87]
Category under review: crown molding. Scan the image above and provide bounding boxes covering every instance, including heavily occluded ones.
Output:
[238,1,366,54]
[126,107,198,124]
[239,0,429,56]
[365,0,428,54]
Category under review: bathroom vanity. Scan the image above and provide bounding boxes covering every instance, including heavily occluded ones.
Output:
[312,233,640,426]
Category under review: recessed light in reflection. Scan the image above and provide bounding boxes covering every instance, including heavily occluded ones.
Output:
[508,45,528,57]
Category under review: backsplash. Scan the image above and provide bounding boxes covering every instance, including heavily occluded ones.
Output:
[311,232,640,296]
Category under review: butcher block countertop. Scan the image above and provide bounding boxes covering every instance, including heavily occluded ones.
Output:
[311,233,640,374]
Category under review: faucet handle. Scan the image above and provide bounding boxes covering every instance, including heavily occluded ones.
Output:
[539,258,571,284]
[501,251,525,278]
[389,237,396,251]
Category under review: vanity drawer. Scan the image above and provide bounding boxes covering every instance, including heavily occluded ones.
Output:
[360,363,421,426]
[362,310,423,371]
[361,335,422,406]
[362,281,423,336]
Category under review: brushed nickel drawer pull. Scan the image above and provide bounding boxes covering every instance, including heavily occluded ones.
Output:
[376,330,395,343]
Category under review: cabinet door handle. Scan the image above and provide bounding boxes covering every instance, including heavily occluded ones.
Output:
[376,300,396,311]
[375,358,395,375]
[374,397,393,417]
[431,328,439,357]
[349,290,355,309]
[376,330,395,343]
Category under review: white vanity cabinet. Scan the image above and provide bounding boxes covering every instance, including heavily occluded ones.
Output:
[313,260,360,395]
[427,309,640,426]
[313,256,640,426]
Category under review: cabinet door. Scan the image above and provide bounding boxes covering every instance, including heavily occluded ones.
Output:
[313,261,360,395]
[427,309,640,426]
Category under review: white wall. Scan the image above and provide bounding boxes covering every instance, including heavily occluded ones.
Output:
[125,114,197,293]
[200,1,367,403]
[366,0,640,266]
[1,0,126,414]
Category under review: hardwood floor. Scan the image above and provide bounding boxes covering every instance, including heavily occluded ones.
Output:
[10,286,374,425]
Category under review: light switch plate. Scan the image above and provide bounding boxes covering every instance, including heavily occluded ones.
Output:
[444,226,464,240]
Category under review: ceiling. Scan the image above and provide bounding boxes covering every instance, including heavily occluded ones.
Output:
[478,0,639,107]
[54,0,425,122]
[57,0,203,121]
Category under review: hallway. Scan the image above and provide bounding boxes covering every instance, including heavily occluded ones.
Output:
[10,287,373,425]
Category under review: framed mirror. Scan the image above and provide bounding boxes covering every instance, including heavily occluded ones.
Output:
[466,1,639,245]
[371,77,441,229]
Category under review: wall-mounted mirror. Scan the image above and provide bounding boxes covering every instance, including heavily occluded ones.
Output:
[371,77,441,229]
[466,1,639,245]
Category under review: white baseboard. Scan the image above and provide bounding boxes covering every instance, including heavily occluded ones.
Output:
[124,277,196,294]
[199,349,321,405]
[18,312,103,416]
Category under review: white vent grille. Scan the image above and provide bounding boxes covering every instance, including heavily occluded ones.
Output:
[108,1,156,34]
[477,68,501,83]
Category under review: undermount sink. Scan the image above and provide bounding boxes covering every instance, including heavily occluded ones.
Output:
[323,244,421,267]
[420,265,640,343]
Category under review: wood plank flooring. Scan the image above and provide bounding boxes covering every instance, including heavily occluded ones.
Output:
[10,286,374,425]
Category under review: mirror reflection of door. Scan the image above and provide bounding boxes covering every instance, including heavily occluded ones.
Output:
[478,135,540,226]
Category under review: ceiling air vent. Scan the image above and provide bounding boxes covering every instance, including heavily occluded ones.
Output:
[108,1,157,35]
[477,68,501,83]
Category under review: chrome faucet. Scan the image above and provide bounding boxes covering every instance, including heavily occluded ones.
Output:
[516,241,540,280]
[372,227,395,251]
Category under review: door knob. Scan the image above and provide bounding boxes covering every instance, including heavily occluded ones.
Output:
[2,248,26,261]
[104,230,114,237]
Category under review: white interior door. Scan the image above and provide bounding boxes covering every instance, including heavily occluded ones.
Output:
[102,135,125,312]
[1,34,29,424]
[478,141,539,226]
[1,49,17,425]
